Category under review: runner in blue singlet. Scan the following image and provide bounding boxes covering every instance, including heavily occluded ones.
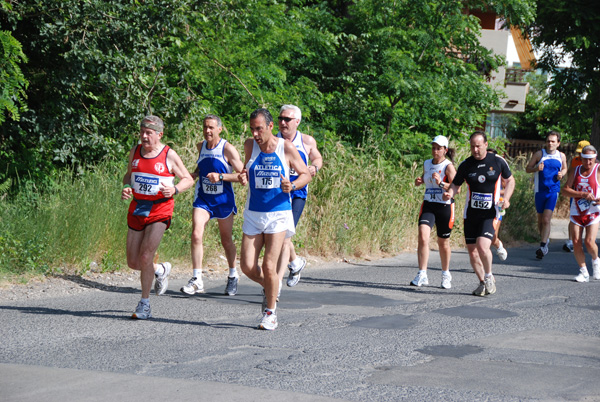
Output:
[275,105,323,289]
[525,131,567,260]
[238,108,312,330]
[181,115,245,297]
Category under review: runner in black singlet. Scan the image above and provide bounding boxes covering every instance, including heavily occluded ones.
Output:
[443,131,515,297]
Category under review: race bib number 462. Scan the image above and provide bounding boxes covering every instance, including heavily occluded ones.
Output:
[470,192,493,209]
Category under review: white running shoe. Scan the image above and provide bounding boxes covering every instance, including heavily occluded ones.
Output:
[496,246,508,261]
[224,276,238,296]
[258,310,278,330]
[593,260,600,280]
[441,272,452,289]
[131,301,152,320]
[287,257,307,287]
[154,262,171,296]
[180,276,205,295]
[472,282,486,296]
[563,241,574,253]
[484,275,496,295]
[536,245,548,260]
[410,271,429,287]
[574,268,590,283]
[288,257,307,275]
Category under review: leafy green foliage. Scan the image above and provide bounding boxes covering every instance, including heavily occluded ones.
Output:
[507,71,592,142]
[1,0,206,182]
[526,0,600,146]
[0,28,28,124]
[1,0,537,187]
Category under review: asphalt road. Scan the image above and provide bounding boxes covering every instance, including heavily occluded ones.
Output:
[1,220,599,402]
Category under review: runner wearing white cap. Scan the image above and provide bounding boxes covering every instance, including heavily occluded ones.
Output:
[411,135,456,289]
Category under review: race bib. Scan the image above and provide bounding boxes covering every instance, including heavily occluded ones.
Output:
[254,170,281,189]
[577,198,591,212]
[202,176,223,195]
[470,192,493,209]
[425,188,442,200]
[133,174,160,195]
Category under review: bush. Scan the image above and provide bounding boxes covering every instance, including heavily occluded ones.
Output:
[0,138,540,279]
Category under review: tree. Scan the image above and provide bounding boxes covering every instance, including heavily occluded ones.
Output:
[0,1,28,125]
[507,71,592,141]
[1,0,537,187]
[1,0,209,182]
[526,0,600,147]
[0,30,27,125]
[300,0,535,162]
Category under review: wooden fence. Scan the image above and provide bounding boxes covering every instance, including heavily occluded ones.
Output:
[505,140,578,162]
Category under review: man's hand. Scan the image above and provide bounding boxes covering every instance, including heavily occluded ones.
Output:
[121,186,133,201]
[238,169,248,186]
[207,172,221,183]
[280,174,293,193]
[159,182,177,197]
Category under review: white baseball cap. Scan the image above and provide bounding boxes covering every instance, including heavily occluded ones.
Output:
[431,135,449,148]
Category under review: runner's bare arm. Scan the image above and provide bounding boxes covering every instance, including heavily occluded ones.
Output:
[164,149,194,197]
[121,146,136,200]
[525,150,543,173]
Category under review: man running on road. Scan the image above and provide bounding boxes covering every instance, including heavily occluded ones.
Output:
[525,131,567,259]
[181,115,245,297]
[443,131,515,296]
[276,105,323,289]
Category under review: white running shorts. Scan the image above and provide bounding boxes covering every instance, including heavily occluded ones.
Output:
[243,209,295,238]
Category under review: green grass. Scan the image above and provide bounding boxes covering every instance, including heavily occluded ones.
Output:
[0,138,544,281]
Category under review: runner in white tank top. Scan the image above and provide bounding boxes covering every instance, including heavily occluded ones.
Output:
[411,135,456,289]
[561,144,600,282]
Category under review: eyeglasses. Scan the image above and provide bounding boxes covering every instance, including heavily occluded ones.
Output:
[278,116,296,123]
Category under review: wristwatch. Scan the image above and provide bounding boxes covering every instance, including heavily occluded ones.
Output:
[439,182,445,189]
[292,182,296,191]
[219,173,224,181]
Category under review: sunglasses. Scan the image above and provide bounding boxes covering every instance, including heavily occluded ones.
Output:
[278,116,296,123]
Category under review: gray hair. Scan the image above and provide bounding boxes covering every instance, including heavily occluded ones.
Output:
[141,115,164,132]
[280,104,302,123]
[204,114,222,127]
[582,145,597,155]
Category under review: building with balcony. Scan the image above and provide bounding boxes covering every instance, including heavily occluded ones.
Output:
[468,10,535,137]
